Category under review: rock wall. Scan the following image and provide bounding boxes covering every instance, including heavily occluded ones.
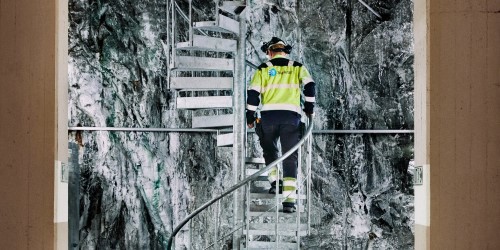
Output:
[69,0,414,248]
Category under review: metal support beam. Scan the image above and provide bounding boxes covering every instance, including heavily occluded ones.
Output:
[232,7,247,249]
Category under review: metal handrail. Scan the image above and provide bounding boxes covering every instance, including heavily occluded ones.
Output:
[166,119,314,249]
[67,126,414,134]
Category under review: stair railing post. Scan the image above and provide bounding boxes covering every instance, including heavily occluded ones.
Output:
[245,180,250,248]
[171,0,175,68]
[296,138,302,249]
[189,218,193,250]
[215,0,220,24]
[188,0,193,42]
[243,65,250,249]
[166,0,170,89]
[214,199,220,250]
[275,166,280,249]
[232,7,247,250]
[306,119,313,234]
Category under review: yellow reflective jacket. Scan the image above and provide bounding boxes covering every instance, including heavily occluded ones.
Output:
[246,55,315,124]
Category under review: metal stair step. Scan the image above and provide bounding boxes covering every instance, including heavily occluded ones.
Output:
[192,114,233,128]
[249,204,305,213]
[248,211,305,218]
[217,133,233,147]
[245,157,265,164]
[176,96,232,109]
[245,241,297,249]
[246,168,268,181]
[194,14,239,34]
[176,35,236,52]
[250,185,269,193]
[170,77,232,90]
[219,1,246,15]
[250,193,306,200]
[247,229,307,237]
[171,56,233,71]
[248,222,307,232]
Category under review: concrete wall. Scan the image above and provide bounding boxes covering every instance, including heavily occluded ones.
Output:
[413,0,430,249]
[55,0,69,248]
[0,0,56,248]
[425,0,500,249]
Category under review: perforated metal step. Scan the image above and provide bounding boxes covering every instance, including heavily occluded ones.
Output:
[245,240,298,249]
[192,114,233,128]
[247,211,305,218]
[248,223,307,232]
[217,132,234,147]
[176,96,232,109]
[171,56,234,71]
[194,14,239,34]
[247,229,307,237]
[176,35,236,53]
[250,193,307,200]
[249,204,305,213]
[170,77,232,90]
[245,157,265,164]
[246,168,268,181]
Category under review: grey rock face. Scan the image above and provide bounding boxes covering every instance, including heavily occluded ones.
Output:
[69,0,414,249]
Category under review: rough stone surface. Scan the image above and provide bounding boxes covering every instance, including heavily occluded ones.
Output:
[69,0,414,249]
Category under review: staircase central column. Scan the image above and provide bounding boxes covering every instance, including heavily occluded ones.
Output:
[232,7,247,249]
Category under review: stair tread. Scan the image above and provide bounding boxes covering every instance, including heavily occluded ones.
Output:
[170,77,232,90]
[177,96,233,109]
[250,193,307,199]
[248,176,268,182]
[246,168,267,176]
[245,240,298,249]
[194,14,239,34]
[176,35,236,52]
[248,211,306,218]
[249,204,305,213]
[248,222,307,231]
[171,56,233,71]
[245,157,265,164]
[217,132,234,147]
[246,229,307,237]
[176,96,232,109]
[192,114,233,128]
[246,166,269,181]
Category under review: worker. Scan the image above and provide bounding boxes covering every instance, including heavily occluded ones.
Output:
[246,37,315,213]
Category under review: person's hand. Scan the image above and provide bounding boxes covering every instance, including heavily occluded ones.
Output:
[306,112,315,118]
[247,123,255,129]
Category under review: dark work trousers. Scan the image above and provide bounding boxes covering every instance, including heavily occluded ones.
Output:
[256,122,300,181]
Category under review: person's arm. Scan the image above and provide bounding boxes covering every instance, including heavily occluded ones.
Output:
[300,66,316,117]
[246,69,262,127]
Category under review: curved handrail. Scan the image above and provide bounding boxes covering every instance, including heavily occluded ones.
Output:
[167,119,314,249]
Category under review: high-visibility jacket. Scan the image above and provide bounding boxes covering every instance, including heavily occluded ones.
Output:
[246,55,315,124]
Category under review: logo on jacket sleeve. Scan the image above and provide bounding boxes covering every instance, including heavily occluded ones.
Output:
[268,68,277,77]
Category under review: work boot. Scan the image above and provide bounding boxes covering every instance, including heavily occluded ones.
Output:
[268,180,283,194]
[282,204,296,213]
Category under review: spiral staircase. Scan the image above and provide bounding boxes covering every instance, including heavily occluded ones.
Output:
[165,1,313,249]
